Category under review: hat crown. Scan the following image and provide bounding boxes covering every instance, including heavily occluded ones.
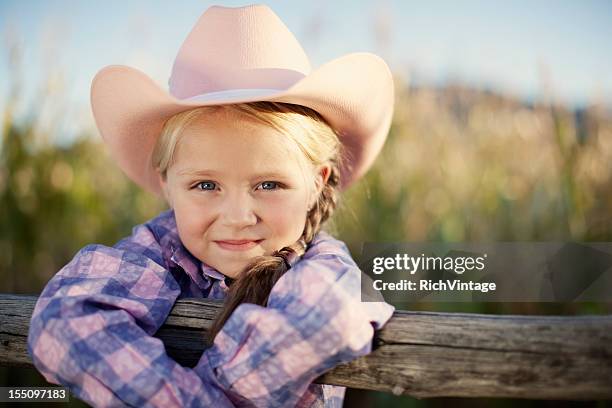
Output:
[169,4,312,99]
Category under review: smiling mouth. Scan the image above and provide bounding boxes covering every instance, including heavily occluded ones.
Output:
[214,239,264,251]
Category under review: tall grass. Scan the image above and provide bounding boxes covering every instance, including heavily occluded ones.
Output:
[337,79,612,245]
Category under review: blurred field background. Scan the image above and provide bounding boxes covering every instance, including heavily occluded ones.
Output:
[1,1,611,407]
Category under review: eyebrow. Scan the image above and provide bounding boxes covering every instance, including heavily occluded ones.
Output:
[176,168,290,179]
[177,169,218,177]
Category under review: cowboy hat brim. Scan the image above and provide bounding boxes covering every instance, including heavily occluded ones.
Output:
[90,51,394,196]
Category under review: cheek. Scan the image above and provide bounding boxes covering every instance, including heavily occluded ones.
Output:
[173,198,213,236]
[261,195,309,233]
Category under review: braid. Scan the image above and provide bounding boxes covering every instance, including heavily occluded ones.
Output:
[302,163,340,243]
[206,162,341,344]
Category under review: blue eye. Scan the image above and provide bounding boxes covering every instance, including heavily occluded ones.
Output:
[195,181,216,191]
[259,181,279,190]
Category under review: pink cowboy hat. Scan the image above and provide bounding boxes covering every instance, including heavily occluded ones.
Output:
[90,4,394,196]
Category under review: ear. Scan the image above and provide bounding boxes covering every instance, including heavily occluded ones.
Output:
[157,171,173,208]
[308,164,331,210]
[316,164,331,194]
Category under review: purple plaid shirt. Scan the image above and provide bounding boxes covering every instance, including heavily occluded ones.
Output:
[27,209,395,407]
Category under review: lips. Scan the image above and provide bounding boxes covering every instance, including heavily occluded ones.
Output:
[214,239,264,251]
[216,239,262,244]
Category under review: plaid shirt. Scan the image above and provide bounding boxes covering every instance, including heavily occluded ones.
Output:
[27,209,395,407]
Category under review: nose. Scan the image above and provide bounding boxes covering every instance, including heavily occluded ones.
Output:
[220,193,258,228]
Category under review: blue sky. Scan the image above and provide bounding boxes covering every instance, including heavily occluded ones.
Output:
[1,0,611,143]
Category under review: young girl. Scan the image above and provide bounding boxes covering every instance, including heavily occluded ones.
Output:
[27,4,395,407]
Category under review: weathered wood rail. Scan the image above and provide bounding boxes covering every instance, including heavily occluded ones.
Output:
[1,293,611,400]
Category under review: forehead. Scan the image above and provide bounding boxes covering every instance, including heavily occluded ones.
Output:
[172,111,311,178]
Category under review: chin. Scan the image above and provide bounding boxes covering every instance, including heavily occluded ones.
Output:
[220,261,250,279]
[212,250,268,278]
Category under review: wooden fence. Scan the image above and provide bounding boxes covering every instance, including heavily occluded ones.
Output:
[1,293,611,400]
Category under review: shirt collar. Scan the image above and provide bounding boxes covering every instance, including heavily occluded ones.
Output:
[155,209,228,291]
[200,260,226,281]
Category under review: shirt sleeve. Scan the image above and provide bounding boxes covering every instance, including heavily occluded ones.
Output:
[203,234,396,408]
[27,222,235,408]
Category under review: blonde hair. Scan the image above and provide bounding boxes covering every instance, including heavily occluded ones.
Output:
[151,101,345,343]
[153,102,341,190]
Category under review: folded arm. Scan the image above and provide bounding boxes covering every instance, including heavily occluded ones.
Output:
[203,232,395,408]
[27,223,234,408]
